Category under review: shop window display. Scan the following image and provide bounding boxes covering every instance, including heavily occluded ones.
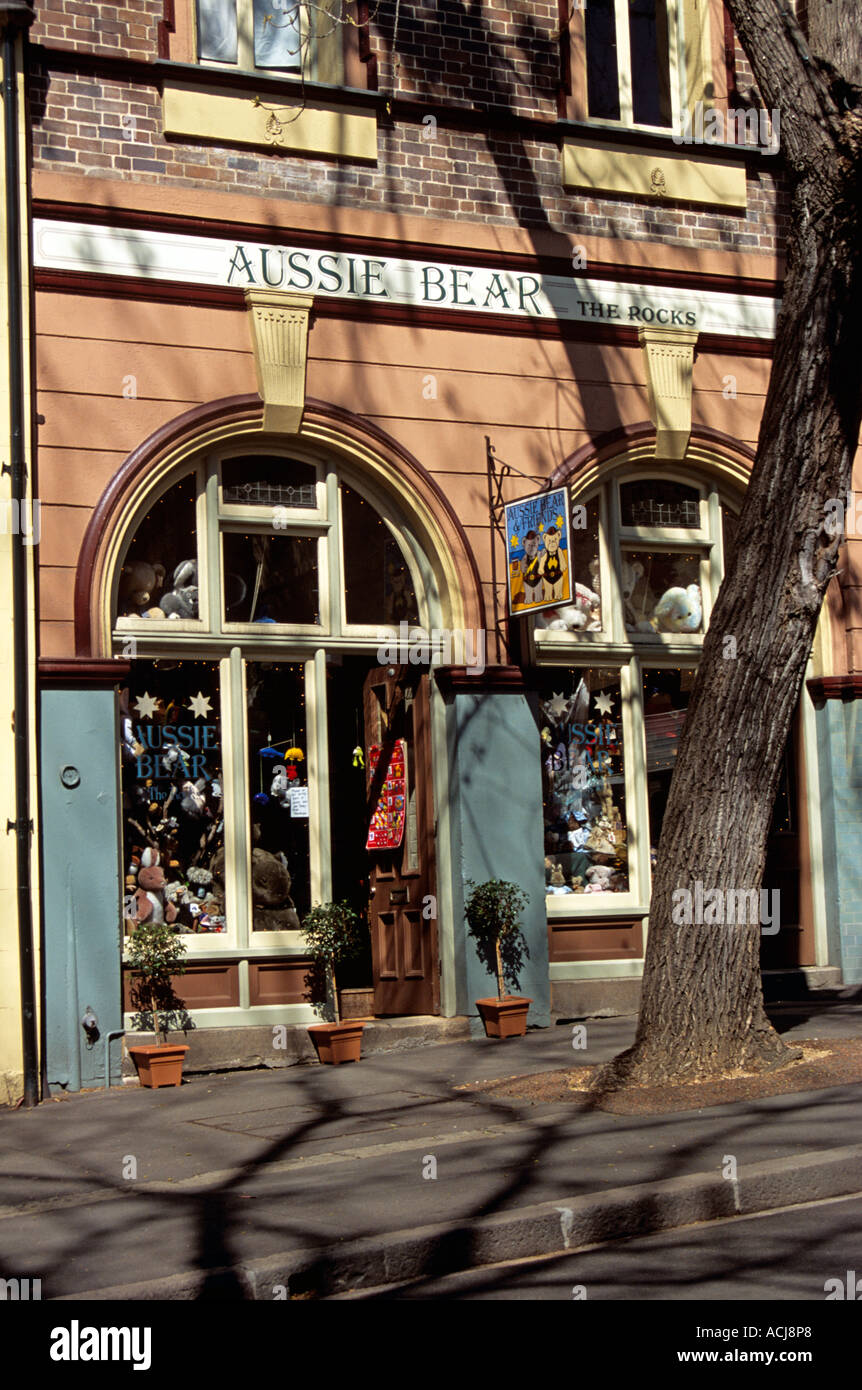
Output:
[342,483,419,627]
[246,662,310,929]
[533,492,602,633]
[540,669,629,895]
[222,532,319,625]
[643,667,694,870]
[621,549,703,634]
[120,661,226,935]
[116,477,199,622]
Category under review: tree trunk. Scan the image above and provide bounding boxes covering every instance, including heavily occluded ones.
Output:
[151,985,161,1046]
[495,938,505,1000]
[597,0,862,1089]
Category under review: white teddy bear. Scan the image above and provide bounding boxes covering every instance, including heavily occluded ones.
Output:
[533,582,601,632]
[651,583,702,633]
[271,765,293,809]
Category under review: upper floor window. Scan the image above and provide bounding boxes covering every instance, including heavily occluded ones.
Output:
[198,0,303,72]
[584,0,673,128]
[168,0,369,88]
[561,0,730,137]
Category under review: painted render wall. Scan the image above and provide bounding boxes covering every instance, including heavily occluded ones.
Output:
[443,686,551,1031]
[814,700,862,985]
[34,286,773,656]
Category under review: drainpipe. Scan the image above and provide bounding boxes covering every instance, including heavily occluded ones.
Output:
[1,0,37,1106]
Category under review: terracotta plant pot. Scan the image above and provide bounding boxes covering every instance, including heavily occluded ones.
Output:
[308,1021,365,1064]
[127,1044,189,1088]
[475,996,533,1039]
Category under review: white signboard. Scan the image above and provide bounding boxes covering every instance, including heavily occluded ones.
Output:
[33,219,779,340]
[289,785,309,819]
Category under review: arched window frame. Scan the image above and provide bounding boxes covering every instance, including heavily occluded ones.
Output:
[112,438,434,957]
[528,454,743,920]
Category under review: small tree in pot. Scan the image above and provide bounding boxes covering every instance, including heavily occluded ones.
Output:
[125,921,190,1087]
[302,900,368,1063]
[465,879,532,1038]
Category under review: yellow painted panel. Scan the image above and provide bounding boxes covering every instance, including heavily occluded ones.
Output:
[561,139,747,210]
[162,81,377,163]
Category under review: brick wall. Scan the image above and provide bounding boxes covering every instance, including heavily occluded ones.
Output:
[29,0,789,256]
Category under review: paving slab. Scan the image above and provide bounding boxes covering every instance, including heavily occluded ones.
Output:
[3,1008,862,1298]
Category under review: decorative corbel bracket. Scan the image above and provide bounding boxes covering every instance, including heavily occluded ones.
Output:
[245,289,314,434]
[638,326,699,460]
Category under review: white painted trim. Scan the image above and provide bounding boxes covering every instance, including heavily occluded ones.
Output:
[549,960,644,980]
[124,1002,321,1030]
[430,675,456,1016]
[801,663,830,967]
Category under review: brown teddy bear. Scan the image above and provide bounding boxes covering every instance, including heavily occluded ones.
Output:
[209,846,300,931]
[118,560,166,617]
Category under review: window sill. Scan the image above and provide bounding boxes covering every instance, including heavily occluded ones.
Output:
[556,116,779,167]
[155,59,383,109]
[162,70,378,163]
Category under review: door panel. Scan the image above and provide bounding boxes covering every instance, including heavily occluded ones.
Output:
[363,665,438,1015]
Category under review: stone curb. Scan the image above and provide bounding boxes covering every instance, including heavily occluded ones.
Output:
[56,1141,862,1300]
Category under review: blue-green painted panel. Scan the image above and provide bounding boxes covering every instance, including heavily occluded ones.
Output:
[41,688,123,1090]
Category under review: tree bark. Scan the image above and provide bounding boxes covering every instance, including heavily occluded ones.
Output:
[596,0,862,1089]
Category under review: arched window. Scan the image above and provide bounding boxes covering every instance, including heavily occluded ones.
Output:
[527,461,740,914]
[115,443,426,951]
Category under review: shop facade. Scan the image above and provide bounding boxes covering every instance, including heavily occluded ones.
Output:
[13,0,856,1093]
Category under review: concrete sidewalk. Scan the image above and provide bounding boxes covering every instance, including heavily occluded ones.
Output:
[2,1000,862,1300]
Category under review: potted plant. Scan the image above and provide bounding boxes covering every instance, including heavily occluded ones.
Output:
[125,921,190,1087]
[465,879,533,1038]
[302,901,368,1064]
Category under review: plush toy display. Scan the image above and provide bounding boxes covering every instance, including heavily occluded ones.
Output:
[209,845,300,931]
[131,849,179,926]
[160,559,199,619]
[651,583,702,633]
[584,864,614,892]
[620,559,658,632]
[270,765,293,809]
[533,581,601,632]
[118,560,166,618]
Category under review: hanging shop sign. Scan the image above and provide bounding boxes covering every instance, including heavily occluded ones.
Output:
[33,220,779,339]
[505,487,572,616]
[366,739,407,851]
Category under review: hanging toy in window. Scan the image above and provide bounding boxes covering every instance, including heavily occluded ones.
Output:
[352,745,365,770]
[284,746,304,782]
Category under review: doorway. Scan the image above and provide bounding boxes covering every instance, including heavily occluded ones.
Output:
[327,655,439,1015]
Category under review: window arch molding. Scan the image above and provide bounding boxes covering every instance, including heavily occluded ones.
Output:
[75,395,485,659]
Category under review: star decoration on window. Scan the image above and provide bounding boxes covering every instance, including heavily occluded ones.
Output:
[133,692,160,719]
[187,692,213,720]
[594,691,613,716]
[544,691,569,722]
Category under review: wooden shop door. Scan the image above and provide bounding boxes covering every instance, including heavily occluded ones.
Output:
[363,665,439,1015]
